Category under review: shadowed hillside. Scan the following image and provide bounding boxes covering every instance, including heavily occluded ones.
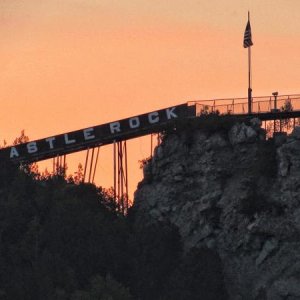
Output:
[0,158,227,299]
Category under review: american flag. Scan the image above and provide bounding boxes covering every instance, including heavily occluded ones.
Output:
[243,20,253,48]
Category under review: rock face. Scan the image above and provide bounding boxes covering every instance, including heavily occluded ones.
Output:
[133,119,300,300]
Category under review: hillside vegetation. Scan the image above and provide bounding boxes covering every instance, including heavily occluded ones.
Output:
[0,160,227,300]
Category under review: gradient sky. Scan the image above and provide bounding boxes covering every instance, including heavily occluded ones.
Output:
[1,0,300,198]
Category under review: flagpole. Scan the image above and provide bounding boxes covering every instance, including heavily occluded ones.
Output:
[247,11,252,114]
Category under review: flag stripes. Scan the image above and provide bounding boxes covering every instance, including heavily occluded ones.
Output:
[243,20,253,48]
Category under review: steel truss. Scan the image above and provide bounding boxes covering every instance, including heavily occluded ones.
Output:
[113,140,129,214]
[82,146,101,184]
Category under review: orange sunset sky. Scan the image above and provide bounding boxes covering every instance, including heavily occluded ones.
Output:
[1,0,300,199]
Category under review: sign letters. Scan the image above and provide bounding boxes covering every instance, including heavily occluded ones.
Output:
[0,104,188,163]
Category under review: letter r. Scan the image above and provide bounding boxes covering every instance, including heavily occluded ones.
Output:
[110,122,121,134]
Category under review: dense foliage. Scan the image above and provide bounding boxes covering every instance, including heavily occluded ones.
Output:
[0,161,228,299]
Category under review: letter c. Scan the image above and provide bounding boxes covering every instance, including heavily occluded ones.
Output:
[148,112,159,124]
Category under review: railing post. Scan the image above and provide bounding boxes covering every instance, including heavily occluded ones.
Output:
[272,92,278,111]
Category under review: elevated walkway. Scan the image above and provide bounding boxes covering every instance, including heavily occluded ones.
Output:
[1,94,300,164]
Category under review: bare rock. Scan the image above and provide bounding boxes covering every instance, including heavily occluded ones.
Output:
[133,119,300,300]
[290,126,300,139]
[228,122,257,145]
[255,238,278,266]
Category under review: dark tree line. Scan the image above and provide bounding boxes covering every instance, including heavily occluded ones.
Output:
[0,160,228,300]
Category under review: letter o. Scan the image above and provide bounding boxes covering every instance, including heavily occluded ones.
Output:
[129,117,140,129]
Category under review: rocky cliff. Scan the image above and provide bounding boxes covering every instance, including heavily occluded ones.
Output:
[133,118,300,300]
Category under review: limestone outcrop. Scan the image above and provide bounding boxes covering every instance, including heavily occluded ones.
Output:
[133,119,300,300]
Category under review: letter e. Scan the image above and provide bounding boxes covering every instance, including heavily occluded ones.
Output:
[83,128,95,140]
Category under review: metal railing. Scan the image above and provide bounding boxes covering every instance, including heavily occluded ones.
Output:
[188,94,300,116]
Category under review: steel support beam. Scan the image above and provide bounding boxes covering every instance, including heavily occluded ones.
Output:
[113,140,129,214]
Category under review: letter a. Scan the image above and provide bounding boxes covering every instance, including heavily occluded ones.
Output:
[10,147,19,158]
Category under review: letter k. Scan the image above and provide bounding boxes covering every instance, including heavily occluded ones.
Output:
[166,107,178,119]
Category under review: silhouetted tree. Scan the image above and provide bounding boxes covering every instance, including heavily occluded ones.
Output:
[128,221,182,300]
